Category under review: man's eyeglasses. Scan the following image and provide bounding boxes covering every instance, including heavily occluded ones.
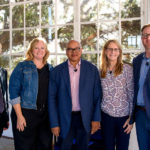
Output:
[67,47,80,51]
[142,34,150,39]
[107,48,120,52]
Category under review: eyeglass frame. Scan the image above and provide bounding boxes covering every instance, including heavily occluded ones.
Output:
[142,33,150,39]
[66,47,81,51]
[106,48,120,52]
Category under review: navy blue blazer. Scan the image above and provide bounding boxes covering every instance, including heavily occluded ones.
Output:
[130,53,150,124]
[48,59,102,138]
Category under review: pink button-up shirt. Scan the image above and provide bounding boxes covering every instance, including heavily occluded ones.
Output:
[68,60,81,111]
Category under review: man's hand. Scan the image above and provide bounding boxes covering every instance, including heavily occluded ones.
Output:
[51,127,60,137]
[91,121,101,134]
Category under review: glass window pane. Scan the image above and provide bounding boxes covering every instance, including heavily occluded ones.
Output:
[58,25,73,52]
[121,0,141,18]
[0,6,9,29]
[11,55,24,71]
[81,24,97,51]
[12,5,24,28]
[123,52,141,63]
[57,0,73,24]
[26,29,40,47]
[57,55,67,64]
[47,55,56,66]
[0,0,9,5]
[0,31,9,52]
[41,1,55,26]
[82,54,98,65]
[99,0,119,20]
[26,2,39,27]
[0,55,9,70]
[41,28,55,53]
[99,22,119,49]
[14,0,24,2]
[80,0,97,22]
[12,30,24,53]
[121,20,141,49]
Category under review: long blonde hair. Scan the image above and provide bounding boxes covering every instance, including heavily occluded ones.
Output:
[25,37,50,64]
[100,39,123,78]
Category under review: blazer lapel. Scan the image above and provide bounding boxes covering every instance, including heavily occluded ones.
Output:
[136,55,143,82]
[79,60,87,96]
[62,61,71,98]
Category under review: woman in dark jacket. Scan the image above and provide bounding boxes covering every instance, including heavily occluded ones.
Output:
[0,66,9,137]
[9,37,53,150]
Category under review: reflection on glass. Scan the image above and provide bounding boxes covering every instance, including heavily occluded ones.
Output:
[81,24,97,51]
[82,54,97,65]
[58,25,73,52]
[121,20,141,49]
[41,1,55,26]
[0,55,9,69]
[12,30,24,53]
[121,0,140,18]
[99,0,119,20]
[11,55,25,71]
[0,0,9,5]
[57,55,67,65]
[26,2,39,27]
[12,5,24,28]
[41,28,55,53]
[80,0,97,22]
[26,29,40,47]
[0,6,9,29]
[99,22,119,49]
[57,0,73,24]
[0,31,10,52]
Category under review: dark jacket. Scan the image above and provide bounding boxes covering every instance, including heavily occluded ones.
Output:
[48,59,102,138]
[130,53,150,124]
[0,67,9,136]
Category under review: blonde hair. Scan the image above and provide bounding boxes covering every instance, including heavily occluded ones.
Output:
[25,37,50,64]
[100,39,123,78]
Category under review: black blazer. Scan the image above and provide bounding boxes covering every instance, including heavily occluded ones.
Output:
[0,67,9,136]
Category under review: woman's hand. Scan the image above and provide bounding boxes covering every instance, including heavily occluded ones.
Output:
[123,117,133,134]
[17,115,26,132]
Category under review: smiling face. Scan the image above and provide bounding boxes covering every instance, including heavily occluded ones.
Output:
[105,42,120,63]
[66,40,82,66]
[142,26,150,51]
[32,41,46,61]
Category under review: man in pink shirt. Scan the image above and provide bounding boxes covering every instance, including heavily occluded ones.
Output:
[48,40,102,150]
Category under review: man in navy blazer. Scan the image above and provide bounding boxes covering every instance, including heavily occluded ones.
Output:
[48,40,102,150]
[130,24,150,150]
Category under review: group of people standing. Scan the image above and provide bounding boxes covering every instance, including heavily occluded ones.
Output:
[0,24,150,150]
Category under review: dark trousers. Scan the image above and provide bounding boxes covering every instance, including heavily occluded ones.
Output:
[11,108,52,150]
[101,111,130,150]
[135,108,150,150]
[60,112,90,150]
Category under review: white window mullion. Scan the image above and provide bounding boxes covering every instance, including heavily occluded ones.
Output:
[55,0,58,65]
[24,3,26,57]
[39,0,41,36]
[9,3,13,71]
[73,0,80,42]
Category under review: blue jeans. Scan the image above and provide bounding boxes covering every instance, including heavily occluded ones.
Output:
[135,109,150,150]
